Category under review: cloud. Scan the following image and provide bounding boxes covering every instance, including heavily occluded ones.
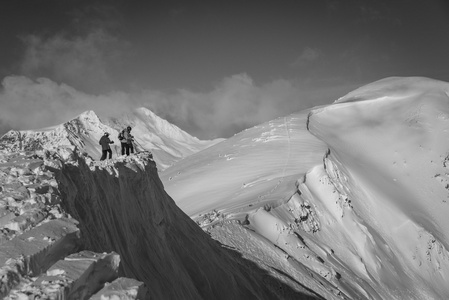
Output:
[0,74,355,139]
[19,29,128,93]
[291,47,322,68]
[0,76,137,132]
[140,74,302,138]
[15,1,130,94]
[143,73,350,139]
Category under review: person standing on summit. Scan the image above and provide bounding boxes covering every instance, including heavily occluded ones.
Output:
[99,132,114,160]
[123,126,134,156]
[119,128,127,155]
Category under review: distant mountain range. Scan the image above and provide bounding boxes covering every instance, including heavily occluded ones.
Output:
[0,107,223,170]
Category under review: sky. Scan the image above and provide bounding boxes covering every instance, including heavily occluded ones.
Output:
[1,0,449,139]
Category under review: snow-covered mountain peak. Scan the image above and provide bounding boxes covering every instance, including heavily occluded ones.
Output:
[0,107,220,170]
[76,110,102,126]
[304,77,449,298]
[336,76,449,104]
[161,76,449,299]
[134,107,200,142]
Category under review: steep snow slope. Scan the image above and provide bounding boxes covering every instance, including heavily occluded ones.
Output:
[161,111,327,217]
[306,77,449,299]
[0,107,221,170]
[161,77,449,299]
[161,111,353,299]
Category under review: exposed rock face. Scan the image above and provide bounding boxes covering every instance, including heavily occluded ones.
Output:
[55,151,314,299]
[0,149,133,299]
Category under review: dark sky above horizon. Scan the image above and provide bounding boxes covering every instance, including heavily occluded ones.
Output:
[1,0,449,138]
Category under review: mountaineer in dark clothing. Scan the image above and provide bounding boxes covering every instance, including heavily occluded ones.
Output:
[123,126,134,156]
[99,132,114,160]
[118,128,127,155]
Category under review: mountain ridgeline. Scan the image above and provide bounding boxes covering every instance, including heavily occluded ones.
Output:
[0,107,222,171]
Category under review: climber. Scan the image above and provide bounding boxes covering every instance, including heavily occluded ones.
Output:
[99,132,114,160]
[118,128,127,155]
[123,126,134,156]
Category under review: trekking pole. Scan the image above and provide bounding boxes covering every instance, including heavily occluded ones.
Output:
[133,138,145,152]
[133,138,153,158]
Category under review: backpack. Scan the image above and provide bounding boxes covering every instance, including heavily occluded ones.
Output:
[118,131,124,140]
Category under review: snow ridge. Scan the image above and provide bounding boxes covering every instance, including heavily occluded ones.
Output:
[305,77,449,299]
[136,107,199,142]
[0,108,220,171]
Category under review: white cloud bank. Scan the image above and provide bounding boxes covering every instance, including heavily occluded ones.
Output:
[0,76,134,133]
[0,74,353,139]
